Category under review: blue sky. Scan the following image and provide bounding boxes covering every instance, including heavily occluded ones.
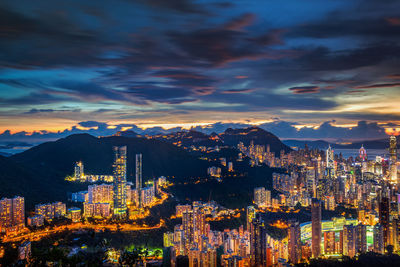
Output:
[0,0,400,136]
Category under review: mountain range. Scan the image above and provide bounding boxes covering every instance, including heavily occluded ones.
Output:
[0,120,392,151]
[0,127,289,207]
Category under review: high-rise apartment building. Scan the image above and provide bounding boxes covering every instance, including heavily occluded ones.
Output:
[356,224,367,254]
[88,184,113,204]
[343,225,356,258]
[254,187,266,207]
[373,224,384,254]
[311,198,321,258]
[35,202,66,221]
[0,196,25,233]
[113,146,127,216]
[136,153,143,207]
[74,161,84,181]
[246,206,256,231]
[288,220,301,264]
[324,231,335,254]
[379,196,390,247]
[250,213,266,266]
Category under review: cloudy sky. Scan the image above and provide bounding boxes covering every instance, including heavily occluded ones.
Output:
[1,0,400,137]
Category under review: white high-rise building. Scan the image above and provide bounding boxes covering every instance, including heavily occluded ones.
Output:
[326,145,335,175]
[74,161,84,181]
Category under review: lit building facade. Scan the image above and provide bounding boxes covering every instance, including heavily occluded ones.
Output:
[0,196,25,233]
[311,198,321,258]
[113,146,127,216]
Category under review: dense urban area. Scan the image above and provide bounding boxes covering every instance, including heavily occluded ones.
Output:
[0,128,399,266]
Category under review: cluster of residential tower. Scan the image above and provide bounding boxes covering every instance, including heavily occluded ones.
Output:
[163,135,399,266]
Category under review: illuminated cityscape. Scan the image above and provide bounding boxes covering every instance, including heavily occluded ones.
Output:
[1,0,400,266]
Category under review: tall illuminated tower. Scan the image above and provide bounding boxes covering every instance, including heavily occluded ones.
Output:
[250,213,267,266]
[311,198,321,258]
[326,145,335,177]
[379,196,390,247]
[389,136,397,184]
[359,145,367,161]
[136,153,142,207]
[246,206,256,231]
[288,220,301,264]
[113,146,127,216]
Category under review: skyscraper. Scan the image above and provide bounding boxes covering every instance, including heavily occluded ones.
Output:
[136,153,142,207]
[311,198,321,258]
[250,213,267,266]
[246,206,256,231]
[359,145,367,161]
[389,136,397,184]
[0,196,25,233]
[379,196,390,247]
[74,161,84,181]
[254,187,266,207]
[113,146,127,216]
[288,220,301,264]
[373,224,384,254]
[326,145,335,177]
[343,225,356,258]
[355,224,367,254]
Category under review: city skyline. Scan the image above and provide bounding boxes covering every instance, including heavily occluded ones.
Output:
[1,0,400,266]
[1,0,400,135]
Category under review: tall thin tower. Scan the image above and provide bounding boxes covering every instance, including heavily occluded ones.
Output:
[113,146,127,216]
[389,136,397,184]
[311,198,321,258]
[136,154,143,207]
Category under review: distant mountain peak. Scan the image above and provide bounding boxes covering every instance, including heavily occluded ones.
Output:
[114,130,140,138]
[219,126,291,153]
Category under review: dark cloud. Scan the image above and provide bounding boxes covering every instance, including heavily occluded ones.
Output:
[0,92,70,105]
[168,14,289,66]
[289,86,320,94]
[297,44,400,71]
[290,15,400,40]
[221,89,256,94]
[78,121,108,129]
[385,74,400,79]
[259,120,388,140]
[353,82,400,89]
[136,0,208,14]
[23,108,81,114]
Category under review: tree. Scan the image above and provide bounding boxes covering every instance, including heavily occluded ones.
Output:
[120,250,140,266]
[386,245,394,255]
